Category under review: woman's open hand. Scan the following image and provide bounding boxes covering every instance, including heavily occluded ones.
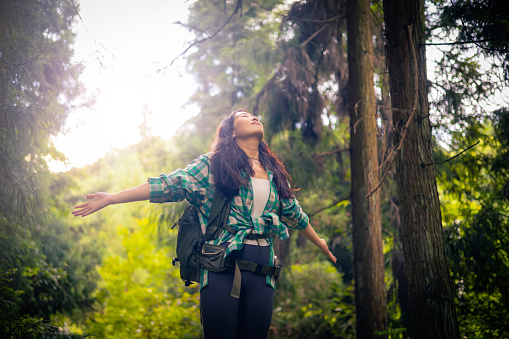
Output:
[318,238,337,263]
[72,192,112,217]
[299,224,337,263]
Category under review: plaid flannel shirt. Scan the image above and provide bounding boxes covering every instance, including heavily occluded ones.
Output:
[148,153,309,290]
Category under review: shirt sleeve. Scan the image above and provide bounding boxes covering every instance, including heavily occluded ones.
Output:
[148,154,211,205]
[280,196,309,231]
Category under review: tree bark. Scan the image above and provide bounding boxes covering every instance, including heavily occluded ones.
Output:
[383,0,460,338]
[346,0,388,337]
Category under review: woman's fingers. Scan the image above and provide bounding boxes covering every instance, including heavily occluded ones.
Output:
[325,249,337,263]
[326,249,336,263]
[72,193,107,217]
[319,239,337,263]
[73,202,88,209]
[72,205,88,217]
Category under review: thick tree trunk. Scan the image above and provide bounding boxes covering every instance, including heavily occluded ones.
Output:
[346,0,388,337]
[383,0,460,338]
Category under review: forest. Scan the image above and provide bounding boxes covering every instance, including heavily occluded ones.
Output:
[1,0,508,338]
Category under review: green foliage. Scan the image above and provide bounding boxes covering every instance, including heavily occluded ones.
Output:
[85,219,201,338]
[429,1,508,134]
[427,6,509,332]
[254,0,347,144]
[5,0,508,337]
[437,109,509,337]
[0,230,92,338]
[445,205,509,338]
[183,0,285,146]
[0,0,95,335]
[0,297,86,339]
[439,0,509,83]
[375,327,408,339]
[0,173,100,336]
[271,261,355,338]
[56,134,205,336]
[432,50,498,125]
[270,125,349,191]
[0,0,84,234]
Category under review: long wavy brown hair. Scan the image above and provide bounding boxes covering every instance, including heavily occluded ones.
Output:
[210,110,294,199]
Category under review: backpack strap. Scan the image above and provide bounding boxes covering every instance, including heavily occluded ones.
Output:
[204,190,230,241]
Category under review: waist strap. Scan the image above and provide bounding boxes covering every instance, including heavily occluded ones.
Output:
[228,258,282,298]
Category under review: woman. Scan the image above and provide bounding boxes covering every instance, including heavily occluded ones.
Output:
[73,110,336,338]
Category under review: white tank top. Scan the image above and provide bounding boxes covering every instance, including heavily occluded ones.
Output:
[245,177,270,246]
[250,177,270,218]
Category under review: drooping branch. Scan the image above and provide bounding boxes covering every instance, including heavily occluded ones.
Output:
[170,0,243,66]
[299,14,347,48]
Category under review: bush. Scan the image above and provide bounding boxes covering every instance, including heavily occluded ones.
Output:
[270,261,355,338]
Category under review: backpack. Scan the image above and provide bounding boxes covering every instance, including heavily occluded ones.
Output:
[171,189,230,286]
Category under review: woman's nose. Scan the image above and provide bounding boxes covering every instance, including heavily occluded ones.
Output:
[252,116,259,122]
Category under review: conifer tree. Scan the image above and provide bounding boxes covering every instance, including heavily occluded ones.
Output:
[383,0,460,337]
[0,0,85,335]
[346,0,388,336]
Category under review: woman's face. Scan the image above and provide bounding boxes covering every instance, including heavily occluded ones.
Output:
[232,111,264,140]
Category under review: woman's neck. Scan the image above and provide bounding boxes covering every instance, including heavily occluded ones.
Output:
[236,138,260,159]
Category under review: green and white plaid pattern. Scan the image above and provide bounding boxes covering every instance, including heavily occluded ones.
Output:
[148,153,309,289]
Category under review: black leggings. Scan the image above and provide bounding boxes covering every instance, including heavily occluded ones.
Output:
[200,244,275,339]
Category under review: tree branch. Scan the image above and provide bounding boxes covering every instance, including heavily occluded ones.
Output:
[422,140,480,167]
[300,23,328,48]
[307,194,351,218]
[422,37,509,46]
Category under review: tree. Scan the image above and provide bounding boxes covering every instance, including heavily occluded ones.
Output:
[346,0,387,337]
[0,0,90,336]
[382,0,460,337]
[0,0,83,234]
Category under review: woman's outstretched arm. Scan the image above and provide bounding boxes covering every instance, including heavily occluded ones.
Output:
[72,182,150,217]
[300,224,337,263]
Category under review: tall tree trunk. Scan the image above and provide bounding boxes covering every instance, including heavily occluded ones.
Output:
[346,0,388,337]
[374,14,413,335]
[383,0,460,338]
